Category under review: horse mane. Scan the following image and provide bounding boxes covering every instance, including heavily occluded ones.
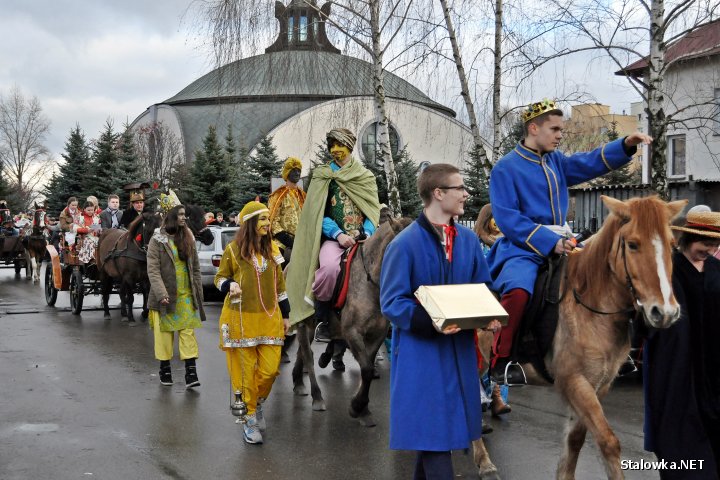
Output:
[363,217,413,282]
[568,196,672,302]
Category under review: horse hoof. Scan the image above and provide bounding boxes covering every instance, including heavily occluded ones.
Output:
[312,399,327,411]
[357,414,376,428]
[479,470,501,480]
[293,385,308,396]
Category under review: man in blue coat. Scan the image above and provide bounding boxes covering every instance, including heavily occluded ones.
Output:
[381,163,496,479]
[487,98,653,384]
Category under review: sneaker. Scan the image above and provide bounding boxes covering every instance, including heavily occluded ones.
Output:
[490,359,527,386]
[159,367,173,386]
[242,414,263,444]
[185,366,201,389]
[256,403,266,431]
[314,322,331,343]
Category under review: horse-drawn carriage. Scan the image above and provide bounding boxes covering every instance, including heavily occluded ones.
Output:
[45,232,107,314]
[0,233,28,275]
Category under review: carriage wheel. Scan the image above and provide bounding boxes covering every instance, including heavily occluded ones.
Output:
[44,264,58,306]
[69,269,84,314]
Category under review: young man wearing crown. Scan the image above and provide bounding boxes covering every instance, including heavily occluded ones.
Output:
[487,99,653,385]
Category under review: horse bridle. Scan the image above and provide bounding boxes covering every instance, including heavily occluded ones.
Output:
[572,237,641,316]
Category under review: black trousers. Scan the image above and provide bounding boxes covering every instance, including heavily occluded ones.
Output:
[413,451,453,480]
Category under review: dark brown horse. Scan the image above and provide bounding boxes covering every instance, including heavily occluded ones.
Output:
[24,204,48,284]
[472,195,686,479]
[292,217,412,426]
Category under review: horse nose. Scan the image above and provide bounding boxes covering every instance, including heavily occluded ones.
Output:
[647,304,680,329]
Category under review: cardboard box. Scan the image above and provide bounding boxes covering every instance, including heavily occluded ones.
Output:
[414,283,509,330]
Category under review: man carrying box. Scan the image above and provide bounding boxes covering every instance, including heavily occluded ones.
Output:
[380,163,500,479]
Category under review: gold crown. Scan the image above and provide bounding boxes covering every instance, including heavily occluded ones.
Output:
[521,99,561,123]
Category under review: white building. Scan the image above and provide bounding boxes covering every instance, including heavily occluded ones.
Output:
[130,0,478,176]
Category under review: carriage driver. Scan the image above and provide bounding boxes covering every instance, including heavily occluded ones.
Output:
[120,187,145,229]
[285,128,381,343]
[487,98,653,385]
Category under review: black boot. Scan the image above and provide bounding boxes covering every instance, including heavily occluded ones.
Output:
[318,341,333,368]
[490,357,527,386]
[332,340,347,372]
[281,334,296,364]
[159,360,173,386]
[313,301,332,343]
[184,358,200,389]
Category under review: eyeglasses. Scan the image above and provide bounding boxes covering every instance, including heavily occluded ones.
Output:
[437,185,468,192]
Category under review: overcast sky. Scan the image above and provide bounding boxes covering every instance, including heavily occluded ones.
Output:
[0,0,641,165]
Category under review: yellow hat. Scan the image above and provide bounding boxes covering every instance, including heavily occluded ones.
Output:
[239,201,269,224]
[282,157,303,180]
[521,99,563,123]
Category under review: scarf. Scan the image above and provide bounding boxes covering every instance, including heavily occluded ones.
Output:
[286,157,380,325]
[108,208,119,228]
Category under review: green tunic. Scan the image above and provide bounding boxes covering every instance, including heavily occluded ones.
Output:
[151,240,203,332]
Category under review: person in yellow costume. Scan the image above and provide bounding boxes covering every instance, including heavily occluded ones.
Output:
[214,201,290,445]
[268,156,306,260]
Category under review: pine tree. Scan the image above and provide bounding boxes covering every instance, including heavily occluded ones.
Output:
[0,166,20,211]
[186,125,236,213]
[115,124,143,204]
[361,147,421,217]
[243,136,282,204]
[88,121,120,205]
[462,144,490,221]
[588,121,640,187]
[42,125,92,215]
[499,117,524,156]
[233,141,255,207]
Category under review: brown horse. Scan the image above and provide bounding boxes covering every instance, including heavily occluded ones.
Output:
[24,204,48,284]
[472,195,686,479]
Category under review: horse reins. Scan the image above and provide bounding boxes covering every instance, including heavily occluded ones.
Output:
[359,242,379,288]
[572,237,640,317]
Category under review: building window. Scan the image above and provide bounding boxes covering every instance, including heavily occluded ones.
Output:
[361,123,400,162]
[669,135,686,176]
[288,16,295,42]
[299,14,308,42]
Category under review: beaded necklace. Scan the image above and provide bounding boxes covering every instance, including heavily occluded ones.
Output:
[252,253,278,317]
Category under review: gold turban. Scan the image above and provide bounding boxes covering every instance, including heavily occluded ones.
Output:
[282,157,303,180]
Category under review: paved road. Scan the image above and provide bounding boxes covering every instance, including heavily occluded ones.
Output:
[0,266,661,479]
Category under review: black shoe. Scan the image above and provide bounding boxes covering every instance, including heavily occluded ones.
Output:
[482,423,494,434]
[318,351,332,368]
[184,359,200,389]
[159,361,173,386]
[617,355,638,377]
[332,359,345,372]
[314,322,331,343]
[490,358,527,386]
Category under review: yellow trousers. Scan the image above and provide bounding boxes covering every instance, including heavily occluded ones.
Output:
[152,315,199,361]
[225,345,281,415]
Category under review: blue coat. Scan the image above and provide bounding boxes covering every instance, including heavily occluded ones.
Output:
[380,213,490,451]
[487,139,633,294]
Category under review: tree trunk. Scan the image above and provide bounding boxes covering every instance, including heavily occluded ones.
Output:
[370,0,402,217]
[492,0,502,163]
[439,0,492,175]
[648,0,668,199]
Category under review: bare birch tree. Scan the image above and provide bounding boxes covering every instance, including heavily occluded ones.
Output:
[512,0,718,198]
[134,122,186,191]
[0,85,52,207]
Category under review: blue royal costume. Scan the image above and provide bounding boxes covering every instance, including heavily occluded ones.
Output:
[487,138,635,295]
[380,212,490,451]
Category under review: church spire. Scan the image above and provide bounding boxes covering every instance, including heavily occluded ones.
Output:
[265,0,341,53]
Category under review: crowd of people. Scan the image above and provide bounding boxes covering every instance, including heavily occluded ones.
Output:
[3,99,719,478]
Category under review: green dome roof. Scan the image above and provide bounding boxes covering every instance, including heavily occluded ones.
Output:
[164,50,455,117]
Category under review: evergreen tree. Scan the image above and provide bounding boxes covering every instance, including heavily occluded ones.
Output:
[242,136,282,204]
[186,125,236,213]
[462,144,490,221]
[0,166,20,211]
[588,121,640,187]
[361,147,421,217]
[233,141,255,207]
[42,125,92,215]
[499,117,524,156]
[88,121,120,205]
[115,124,143,204]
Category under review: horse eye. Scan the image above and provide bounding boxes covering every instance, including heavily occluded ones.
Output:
[627,241,639,251]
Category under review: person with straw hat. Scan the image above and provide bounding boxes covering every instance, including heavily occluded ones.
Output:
[644,209,720,478]
[214,201,290,444]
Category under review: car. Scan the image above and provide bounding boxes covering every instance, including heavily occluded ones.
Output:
[196,225,238,290]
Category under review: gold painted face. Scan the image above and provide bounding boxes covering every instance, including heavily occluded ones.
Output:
[329,142,351,164]
[256,213,271,236]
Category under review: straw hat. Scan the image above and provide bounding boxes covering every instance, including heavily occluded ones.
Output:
[671,211,720,239]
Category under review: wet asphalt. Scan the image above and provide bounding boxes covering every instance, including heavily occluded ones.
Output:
[0,265,661,480]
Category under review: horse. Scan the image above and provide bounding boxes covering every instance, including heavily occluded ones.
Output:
[23,204,48,284]
[471,195,686,480]
[97,212,162,322]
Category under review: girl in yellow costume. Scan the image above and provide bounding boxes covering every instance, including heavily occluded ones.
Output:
[215,201,290,444]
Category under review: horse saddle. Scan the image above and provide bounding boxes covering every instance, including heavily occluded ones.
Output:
[331,243,361,311]
[513,254,568,384]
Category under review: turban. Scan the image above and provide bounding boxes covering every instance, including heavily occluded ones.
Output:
[326,128,356,152]
[282,157,303,180]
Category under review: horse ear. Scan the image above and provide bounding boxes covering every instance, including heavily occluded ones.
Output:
[601,195,630,221]
[666,199,688,221]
